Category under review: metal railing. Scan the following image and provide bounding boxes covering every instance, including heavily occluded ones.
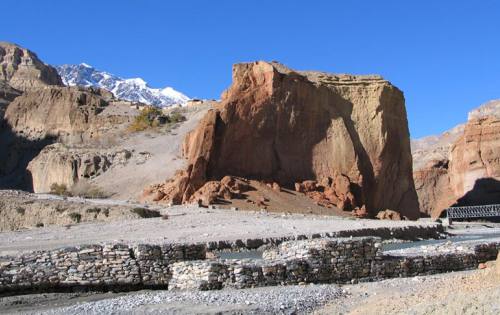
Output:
[446,204,500,220]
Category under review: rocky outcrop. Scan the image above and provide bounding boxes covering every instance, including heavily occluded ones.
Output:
[147,61,419,219]
[413,100,500,217]
[0,81,21,120]
[0,42,63,92]
[4,86,133,143]
[26,143,132,193]
[0,84,137,190]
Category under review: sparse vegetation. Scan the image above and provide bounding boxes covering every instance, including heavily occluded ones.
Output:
[55,205,66,213]
[68,212,82,223]
[16,207,25,215]
[128,107,164,132]
[70,181,109,199]
[35,223,44,228]
[50,183,70,196]
[86,207,102,219]
[50,181,109,199]
[128,107,186,132]
[130,207,161,218]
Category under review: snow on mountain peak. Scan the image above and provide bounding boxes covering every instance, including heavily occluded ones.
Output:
[56,64,190,107]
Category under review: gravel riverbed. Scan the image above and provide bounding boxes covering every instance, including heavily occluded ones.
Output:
[1,284,345,315]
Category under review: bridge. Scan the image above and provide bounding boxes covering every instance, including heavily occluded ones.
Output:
[446,204,500,223]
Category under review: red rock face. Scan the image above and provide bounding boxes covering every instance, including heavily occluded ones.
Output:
[147,61,419,219]
[413,101,500,218]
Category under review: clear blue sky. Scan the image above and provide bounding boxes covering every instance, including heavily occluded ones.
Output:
[1,0,499,138]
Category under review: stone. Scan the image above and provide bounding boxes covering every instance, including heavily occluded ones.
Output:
[146,61,419,219]
[375,209,402,221]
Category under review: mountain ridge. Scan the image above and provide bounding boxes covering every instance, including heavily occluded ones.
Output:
[56,63,189,107]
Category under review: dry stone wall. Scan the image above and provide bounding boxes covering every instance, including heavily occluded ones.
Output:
[1,238,498,294]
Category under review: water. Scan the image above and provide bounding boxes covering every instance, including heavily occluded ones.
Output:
[382,232,500,251]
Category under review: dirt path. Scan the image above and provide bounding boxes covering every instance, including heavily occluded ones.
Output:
[0,203,440,255]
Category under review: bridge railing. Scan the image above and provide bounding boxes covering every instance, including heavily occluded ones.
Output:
[446,204,500,222]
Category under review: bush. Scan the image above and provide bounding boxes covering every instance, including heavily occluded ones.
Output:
[16,207,25,215]
[70,181,109,199]
[50,183,70,196]
[68,212,82,223]
[35,222,44,228]
[130,207,161,218]
[128,107,164,132]
[168,110,186,123]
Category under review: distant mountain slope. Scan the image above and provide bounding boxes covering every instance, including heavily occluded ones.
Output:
[56,63,189,107]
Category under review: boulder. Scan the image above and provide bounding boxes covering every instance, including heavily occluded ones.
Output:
[147,61,419,218]
[375,209,402,220]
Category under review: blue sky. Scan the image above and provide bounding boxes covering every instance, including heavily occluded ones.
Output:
[1,0,499,138]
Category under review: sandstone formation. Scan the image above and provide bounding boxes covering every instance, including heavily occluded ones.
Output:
[0,42,63,92]
[147,61,419,219]
[4,86,134,143]
[26,143,132,193]
[0,84,137,190]
[412,100,500,217]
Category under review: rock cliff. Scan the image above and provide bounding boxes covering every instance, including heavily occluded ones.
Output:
[0,85,136,189]
[4,86,133,143]
[413,100,500,217]
[147,61,419,219]
[0,42,63,92]
[26,143,133,193]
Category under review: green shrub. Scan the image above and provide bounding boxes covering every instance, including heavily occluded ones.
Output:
[35,222,44,228]
[128,107,164,132]
[16,207,25,215]
[130,207,161,218]
[50,183,70,196]
[69,212,82,223]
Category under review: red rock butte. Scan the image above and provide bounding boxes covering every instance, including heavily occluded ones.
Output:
[145,61,420,219]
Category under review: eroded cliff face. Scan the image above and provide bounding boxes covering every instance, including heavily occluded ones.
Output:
[0,42,63,92]
[413,100,500,217]
[147,61,419,219]
[4,86,131,143]
[0,85,135,189]
[27,143,132,193]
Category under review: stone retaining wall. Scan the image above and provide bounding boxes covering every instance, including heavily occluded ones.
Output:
[0,243,205,293]
[1,237,498,294]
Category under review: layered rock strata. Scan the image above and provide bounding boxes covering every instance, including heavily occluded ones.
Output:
[147,61,419,218]
[0,42,63,92]
[413,100,500,217]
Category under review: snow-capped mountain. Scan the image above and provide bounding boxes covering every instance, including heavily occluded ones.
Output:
[56,63,189,107]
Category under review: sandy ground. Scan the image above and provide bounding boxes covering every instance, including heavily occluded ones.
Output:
[1,260,498,315]
[92,104,211,200]
[315,258,500,315]
[0,203,440,255]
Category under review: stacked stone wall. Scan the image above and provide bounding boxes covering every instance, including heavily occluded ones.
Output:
[1,238,498,293]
